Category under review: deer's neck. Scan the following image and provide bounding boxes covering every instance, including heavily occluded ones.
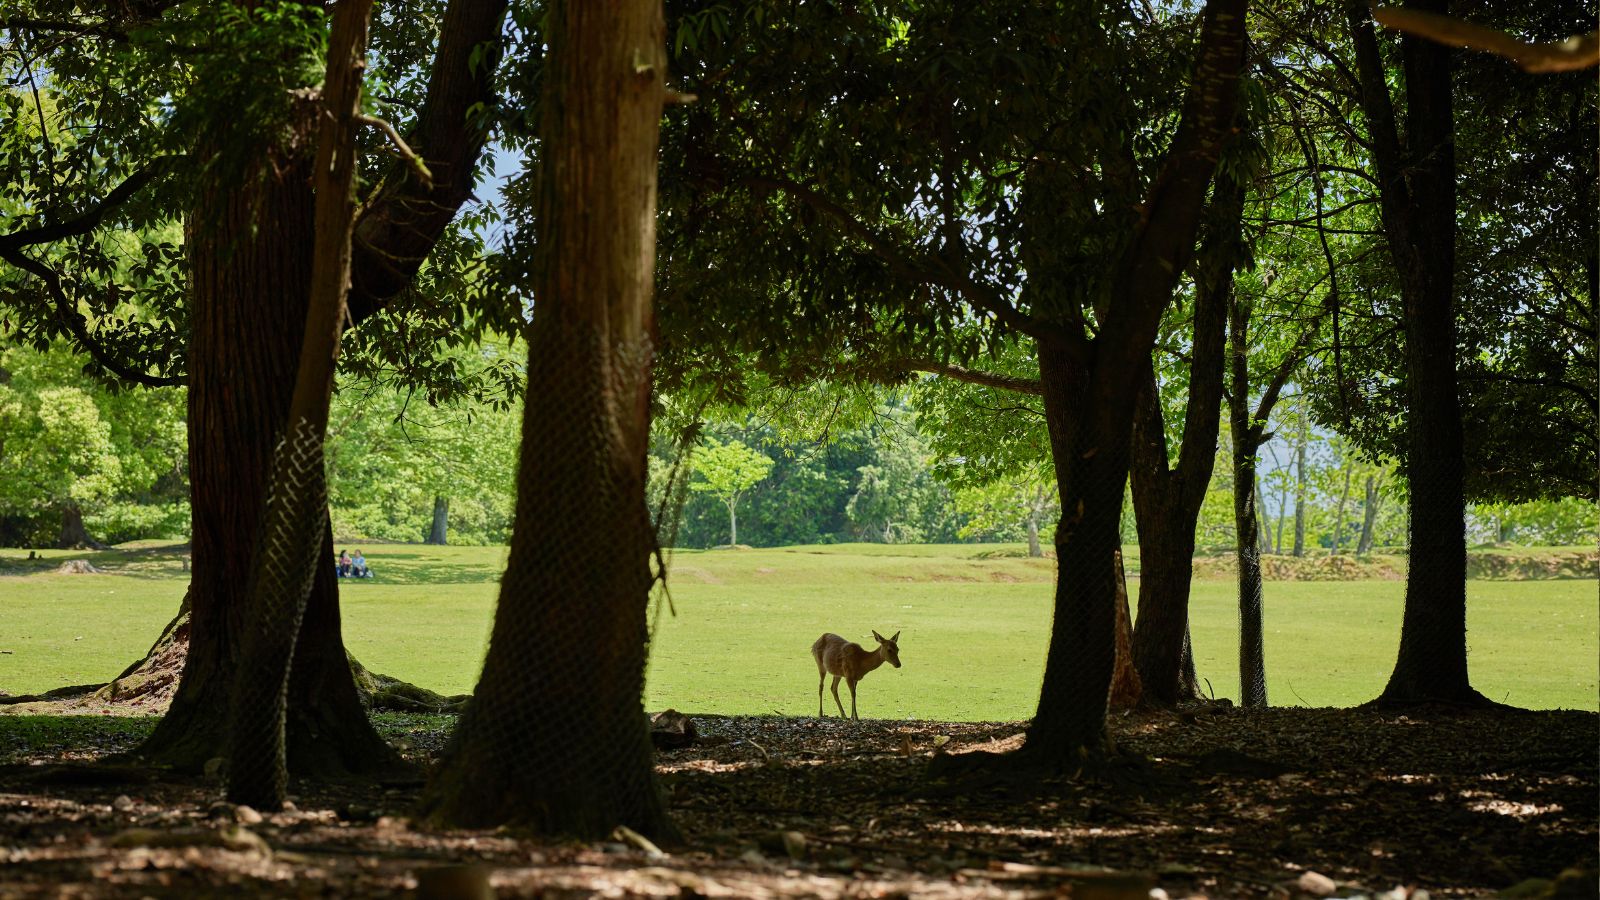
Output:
[856,646,888,675]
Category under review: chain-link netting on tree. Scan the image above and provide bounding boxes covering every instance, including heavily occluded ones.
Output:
[417,324,675,839]
[227,417,334,806]
[1011,358,1136,769]
[1380,457,1485,705]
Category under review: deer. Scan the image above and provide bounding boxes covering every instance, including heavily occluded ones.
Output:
[811,630,901,721]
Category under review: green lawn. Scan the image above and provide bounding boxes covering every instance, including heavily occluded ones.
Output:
[2,543,1594,717]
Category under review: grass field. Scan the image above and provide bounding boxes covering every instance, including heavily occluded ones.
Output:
[1,542,1594,717]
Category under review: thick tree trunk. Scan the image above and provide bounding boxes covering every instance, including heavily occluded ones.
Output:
[418,0,674,839]
[1349,0,1485,706]
[225,0,375,809]
[133,35,394,777]
[1024,340,1123,761]
[1357,475,1379,554]
[426,495,449,545]
[56,502,108,550]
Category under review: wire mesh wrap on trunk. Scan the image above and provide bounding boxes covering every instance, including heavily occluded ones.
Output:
[1019,341,1131,766]
[418,326,674,839]
[227,416,331,806]
[1381,460,1483,704]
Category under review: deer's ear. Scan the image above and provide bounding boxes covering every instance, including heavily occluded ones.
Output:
[872,630,885,642]
[890,631,900,642]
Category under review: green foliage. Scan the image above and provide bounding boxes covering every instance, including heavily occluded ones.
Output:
[690,438,774,504]
[0,344,185,545]
[1468,498,1599,548]
[326,358,522,546]
[843,415,957,545]
[952,475,1056,546]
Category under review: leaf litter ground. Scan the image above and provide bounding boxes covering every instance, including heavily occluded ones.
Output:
[0,706,1593,898]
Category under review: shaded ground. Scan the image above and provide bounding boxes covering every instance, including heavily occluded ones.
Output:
[0,706,1594,898]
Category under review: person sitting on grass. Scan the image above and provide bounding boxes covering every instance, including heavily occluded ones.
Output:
[353,550,372,579]
[338,549,352,578]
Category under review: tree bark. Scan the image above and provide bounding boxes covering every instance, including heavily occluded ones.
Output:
[346,0,511,325]
[133,4,393,777]
[1108,549,1142,710]
[56,502,108,550]
[55,0,509,773]
[418,0,675,839]
[426,495,449,545]
[1129,167,1243,706]
[1022,0,1248,762]
[1349,0,1486,706]
[1273,447,1290,554]
[224,0,375,809]
[1229,296,1268,708]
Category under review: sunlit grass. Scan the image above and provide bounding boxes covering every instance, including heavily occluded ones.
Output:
[1,542,1594,717]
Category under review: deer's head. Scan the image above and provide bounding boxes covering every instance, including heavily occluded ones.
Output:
[872,629,902,668]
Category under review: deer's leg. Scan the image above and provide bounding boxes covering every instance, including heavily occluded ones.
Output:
[818,670,825,717]
[830,676,846,718]
[848,677,859,721]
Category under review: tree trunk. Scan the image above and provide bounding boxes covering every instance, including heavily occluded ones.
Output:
[225,0,375,809]
[1292,416,1307,556]
[1357,474,1379,554]
[1331,466,1353,555]
[1349,0,1485,706]
[1229,296,1269,708]
[1108,549,1142,710]
[426,495,449,545]
[1179,627,1200,699]
[56,502,108,550]
[1026,506,1042,558]
[133,20,394,777]
[729,496,738,546]
[1024,340,1123,761]
[82,0,508,769]
[1128,166,1241,707]
[417,0,674,839]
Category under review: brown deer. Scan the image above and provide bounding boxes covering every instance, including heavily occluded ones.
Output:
[811,630,901,720]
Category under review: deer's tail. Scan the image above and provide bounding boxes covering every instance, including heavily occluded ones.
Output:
[810,634,827,673]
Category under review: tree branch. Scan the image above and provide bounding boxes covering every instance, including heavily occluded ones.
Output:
[0,247,182,387]
[1373,7,1599,73]
[739,173,1054,344]
[356,114,433,189]
[0,17,129,41]
[346,0,511,327]
[0,157,179,252]
[898,357,1043,395]
[1253,313,1323,425]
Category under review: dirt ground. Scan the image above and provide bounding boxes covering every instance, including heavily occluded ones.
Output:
[0,705,1594,898]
